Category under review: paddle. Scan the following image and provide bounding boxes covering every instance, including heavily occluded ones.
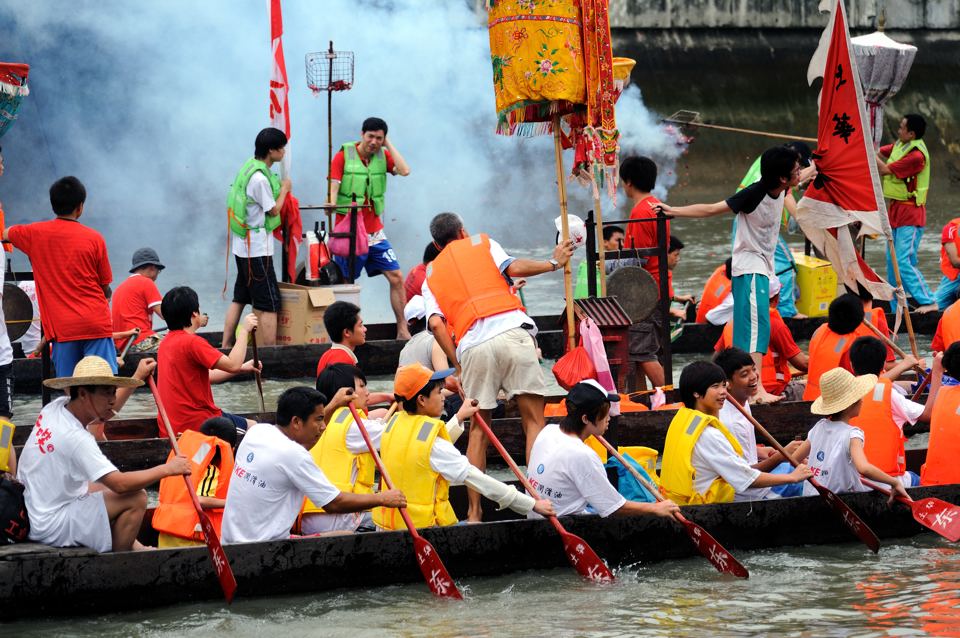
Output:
[595,435,748,578]
[860,479,960,542]
[250,327,265,413]
[146,375,238,603]
[116,328,140,367]
[467,407,614,582]
[910,371,932,403]
[724,395,881,553]
[345,402,463,600]
[862,317,926,377]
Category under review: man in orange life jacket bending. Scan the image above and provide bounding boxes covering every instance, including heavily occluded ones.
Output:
[921,342,960,486]
[422,212,574,522]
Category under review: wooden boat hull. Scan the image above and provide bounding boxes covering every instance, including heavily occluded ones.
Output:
[1,481,956,619]
[14,310,938,392]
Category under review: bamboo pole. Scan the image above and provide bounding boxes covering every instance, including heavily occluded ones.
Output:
[553,115,576,351]
[594,194,607,296]
[662,116,817,144]
[884,238,921,358]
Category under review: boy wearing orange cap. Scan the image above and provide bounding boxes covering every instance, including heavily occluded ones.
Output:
[372,363,555,530]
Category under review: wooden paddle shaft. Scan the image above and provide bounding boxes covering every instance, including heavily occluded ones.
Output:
[117,328,140,362]
[724,394,798,465]
[595,435,666,502]
[250,327,266,413]
[553,115,576,351]
[861,316,924,375]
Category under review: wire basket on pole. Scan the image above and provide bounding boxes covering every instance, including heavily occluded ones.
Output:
[306,42,354,231]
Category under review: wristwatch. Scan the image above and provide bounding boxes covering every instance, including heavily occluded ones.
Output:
[549,259,560,271]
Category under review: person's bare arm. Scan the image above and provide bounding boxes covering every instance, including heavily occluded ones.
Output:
[322,488,406,513]
[385,138,410,177]
[919,353,944,423]
[198,496,226,509]
[431,339,450,372]
[151,305,164,320]
[210,313,257,381]
[851,438,909,501]
[504,240,574,278]
[98,456,191,494]
[749,463,813,488]
[657,201,731,219]
[876,155,893,175]
[945,242,960,269]
[788,351,809,373]
[112,358,157,414]
[101,285,112,300]
[429,315,459,374]
[614,499,679,518]
[268,178,292,216]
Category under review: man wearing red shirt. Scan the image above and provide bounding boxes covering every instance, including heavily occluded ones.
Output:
[329,117,411,339]
[622,156,669,388]
[315,301,364,376]
[157,286,260,436]
[5,176,116,376]
[403,242,440,302]
[935,218,960,310]
[877,114,936,312]
[112,247,165,352]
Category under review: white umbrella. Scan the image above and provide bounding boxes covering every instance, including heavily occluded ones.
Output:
[851,29,917,147]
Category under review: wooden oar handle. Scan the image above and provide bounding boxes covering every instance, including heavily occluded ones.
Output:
[862,317,924,375]
[117,328,141,363]
[250,327,260,365]
[911,371,932,403]
[724,394,798,466]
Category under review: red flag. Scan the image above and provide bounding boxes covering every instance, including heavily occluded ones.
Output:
[269,0,290,138]
[794,0,893,300]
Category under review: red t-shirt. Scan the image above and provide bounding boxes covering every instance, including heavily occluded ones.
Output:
[111,274,162,347]
[625,195,670,292]
[404,263,427,301]
[880,144,926,228]
[157,330,223,436]
[316,345,357,377]
[8,219,113,342]
[330,145,396,235]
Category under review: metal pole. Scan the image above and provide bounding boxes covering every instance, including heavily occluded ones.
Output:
[656,212,673,386]
[552,115,576,352]
[594,196,607,296]
[585,209,597,298]
[326,41,335,233]
[348,194,358,285]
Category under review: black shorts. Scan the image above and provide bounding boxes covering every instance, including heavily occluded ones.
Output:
[0,363,12,418]
[233,256,281,313]
[628,312,663,363]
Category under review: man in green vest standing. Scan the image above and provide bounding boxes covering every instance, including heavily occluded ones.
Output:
[328,117,412,339]
[222,127,291,347]
[876,113,936,313]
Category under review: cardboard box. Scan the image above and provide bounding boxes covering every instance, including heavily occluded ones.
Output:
[793,252,838,317]
[276,283,336,345]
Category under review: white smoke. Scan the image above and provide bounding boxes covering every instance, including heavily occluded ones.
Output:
[0,0,685,323]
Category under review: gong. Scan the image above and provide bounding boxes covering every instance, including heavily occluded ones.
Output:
[606,266,659,323]
[3,282,34,342]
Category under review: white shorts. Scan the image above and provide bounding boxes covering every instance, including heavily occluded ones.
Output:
[29,491,112,553]
[461,327,546,410]
[301,511,371,535]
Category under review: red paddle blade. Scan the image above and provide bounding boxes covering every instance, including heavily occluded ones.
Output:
[559,530,614,582]
[907,497,960,543]
[197,510,238,603]
[678,516,749,578]
[412,536,463,599]
[814,482,881,553]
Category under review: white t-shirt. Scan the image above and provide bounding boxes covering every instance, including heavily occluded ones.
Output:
[730,186,783,278]
[691,427,763,501]
[888,388,925,428]
[15,280,41,354]
[18,397,118,543]
[0,266,12,366]
[231,171,276,258]
[718,401,774,500]
[222,423,341,543]
[422,238,536,359]
[704,292,734,326]
[525,423,626,518]
[802,418,872,497]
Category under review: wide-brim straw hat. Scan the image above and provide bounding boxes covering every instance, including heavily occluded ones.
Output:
[43,356,143,390]
[810,368,877,415]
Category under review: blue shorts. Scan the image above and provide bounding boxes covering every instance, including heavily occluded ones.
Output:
[732,273,770,354]
[51,338,118,377]
[221,411,250,435]
[334,239,401,279]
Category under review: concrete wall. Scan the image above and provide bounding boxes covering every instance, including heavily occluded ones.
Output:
[609,0,960,30]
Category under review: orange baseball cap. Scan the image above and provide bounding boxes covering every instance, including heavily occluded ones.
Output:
[394,363,455,400]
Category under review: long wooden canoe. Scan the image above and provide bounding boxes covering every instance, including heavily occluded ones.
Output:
[13,309,939,392]
[1,474,954,619]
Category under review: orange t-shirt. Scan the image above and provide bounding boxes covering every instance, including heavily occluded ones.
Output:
[625,195,670,291]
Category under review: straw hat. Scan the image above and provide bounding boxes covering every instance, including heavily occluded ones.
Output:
[810,368,877,415]
[43,356,144,390]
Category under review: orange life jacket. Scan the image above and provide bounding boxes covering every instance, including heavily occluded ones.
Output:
[426,234,523,345]
[696,265,731,323]
[803,325,855,401]
[153,430,234,542]
[717,309,791,396]
[543,394,649,418]
[850,378,905,476]
[920,386,960,486]
[940,218,960,281]
[935,302,960,352]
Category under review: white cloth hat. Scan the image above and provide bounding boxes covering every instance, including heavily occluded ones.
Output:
[404,296,426,323]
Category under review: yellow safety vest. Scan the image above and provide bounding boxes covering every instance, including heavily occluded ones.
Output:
[303,406,376,514]
[660,407,745,505]
[0,418,13,473]
[371,411,458,530]
[882,139,930,205]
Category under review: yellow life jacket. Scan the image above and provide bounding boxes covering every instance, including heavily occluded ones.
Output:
[371,411,458,530]
[660,407,745,505]
[303,406,376,514]
[0,418,14,473]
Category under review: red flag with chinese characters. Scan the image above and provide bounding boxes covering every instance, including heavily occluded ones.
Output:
[794,0,893,300]
[267,0,300,282]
